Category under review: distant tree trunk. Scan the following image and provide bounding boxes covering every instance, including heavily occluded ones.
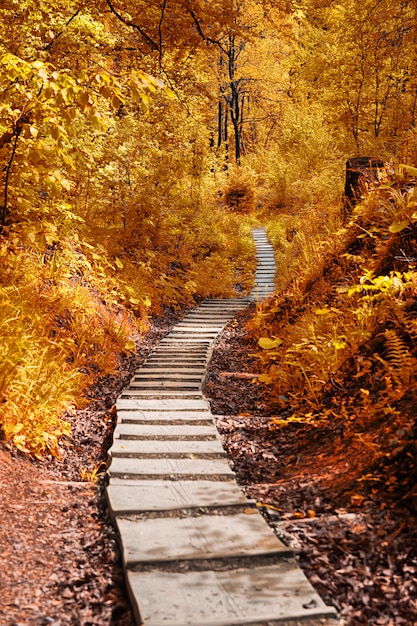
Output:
[239,94,248,155]
[224,104,229,164]
[218,101,223,147]
[227,36,242,163]
[230,93,242,163]
[216,36,245,165]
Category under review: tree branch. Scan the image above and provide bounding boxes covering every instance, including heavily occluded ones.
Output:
[0,111,30,150]
[44,7,83,50]
[186,5,227,55]
[105,0,160,52]
[158,0,167,65]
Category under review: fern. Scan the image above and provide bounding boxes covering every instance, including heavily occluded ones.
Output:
[381,329,415,387]
[402,315,417,345]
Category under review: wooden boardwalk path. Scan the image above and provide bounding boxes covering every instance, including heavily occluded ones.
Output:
[106,228,340,626]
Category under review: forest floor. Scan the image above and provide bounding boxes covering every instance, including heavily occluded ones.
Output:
[0,310,182,626]
[1,305,416,626]
[205,306,417,626]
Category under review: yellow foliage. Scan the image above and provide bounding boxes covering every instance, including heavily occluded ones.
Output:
[223,166,257,215]
[0,235,138,457]
[5,0,417,463]
[251,172,417,451]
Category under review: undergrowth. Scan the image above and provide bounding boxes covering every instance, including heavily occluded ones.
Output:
[251,168,417,492]
[0,202,254,458]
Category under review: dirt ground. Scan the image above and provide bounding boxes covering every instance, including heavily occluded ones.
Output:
[0,310,180,626]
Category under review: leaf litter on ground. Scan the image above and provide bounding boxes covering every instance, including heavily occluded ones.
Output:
[205,306,417,626]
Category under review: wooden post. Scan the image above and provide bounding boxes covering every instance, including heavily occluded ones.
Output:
[343,156,384,218]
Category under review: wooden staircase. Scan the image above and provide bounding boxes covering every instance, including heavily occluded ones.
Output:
[106,228,340,626]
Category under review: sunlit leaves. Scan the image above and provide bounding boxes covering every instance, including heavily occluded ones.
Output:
[398,164,417,178]
[0,0,270,460]
[258,373,273,384]
[348,270,412,301]
[389,220,409,233]
[124,338,136,352]
[258,336,283,349]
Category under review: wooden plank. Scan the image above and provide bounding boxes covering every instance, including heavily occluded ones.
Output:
[131,370,205,377]
[127,381,202,389]
[106,480,253,514]
[116,398,210,411]
[117,513,292,564]
[127,564,338,626]
[116,410,213,423]
[120,390,204,398]
[107,456,235,479]
[113,423,216,440]
[108,439,225,457]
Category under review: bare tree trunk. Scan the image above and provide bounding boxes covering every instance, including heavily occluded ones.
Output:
[1,132,19,228]
[218,100,223,147]
[224,105,229,164]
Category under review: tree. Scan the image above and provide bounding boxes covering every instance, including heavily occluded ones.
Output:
[186,0,291,164]
[294,0,417,155]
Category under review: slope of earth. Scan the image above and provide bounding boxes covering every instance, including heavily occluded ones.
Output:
[204,306,417,626]
[0,310,181,626]
[0,447,131,626]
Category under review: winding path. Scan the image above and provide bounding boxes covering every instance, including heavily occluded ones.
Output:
[106,228,340,626]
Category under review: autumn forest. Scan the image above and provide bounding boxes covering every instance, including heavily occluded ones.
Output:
[2,0,417,623]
